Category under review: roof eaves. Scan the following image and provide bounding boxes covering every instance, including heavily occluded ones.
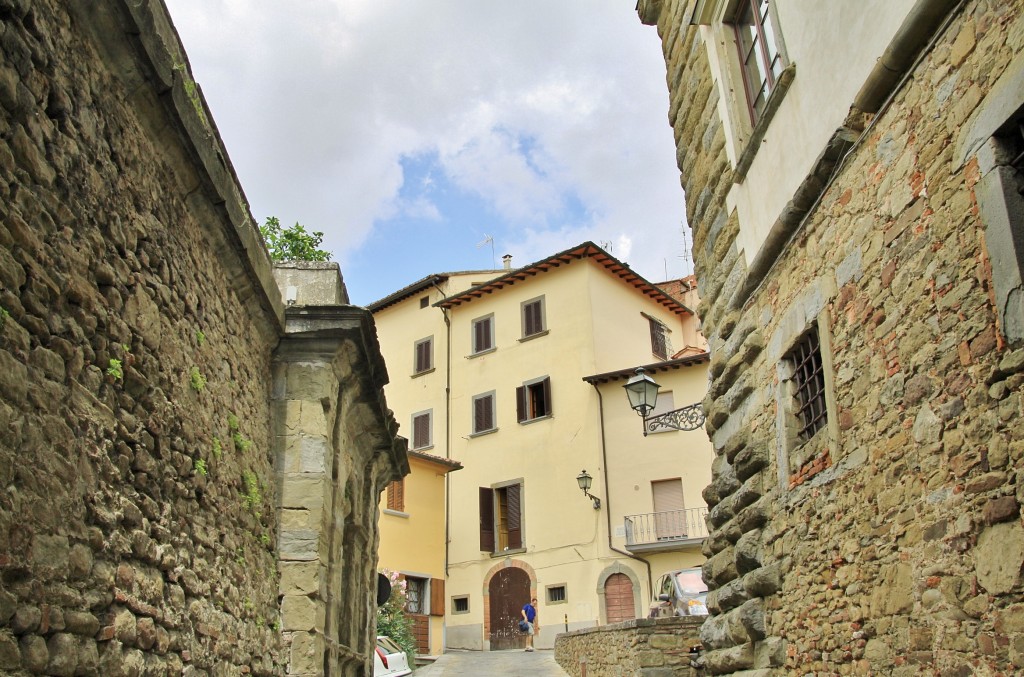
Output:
[581,352,711,385]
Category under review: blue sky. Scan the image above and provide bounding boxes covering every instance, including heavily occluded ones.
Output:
[165,1,692,305]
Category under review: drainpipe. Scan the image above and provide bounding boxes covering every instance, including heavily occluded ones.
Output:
[592,385,653,605]
[433,282,453,577]
[853,0,964,115]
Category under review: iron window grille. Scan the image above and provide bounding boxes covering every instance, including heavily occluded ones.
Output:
[787,328,827,442]
[649,317,669,360]
[547,586,566,603]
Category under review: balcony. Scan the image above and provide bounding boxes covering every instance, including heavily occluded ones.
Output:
[623,508,709,553]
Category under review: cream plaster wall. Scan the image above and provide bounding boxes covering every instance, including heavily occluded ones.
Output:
[709,0,918,265]
[374,256,713,653]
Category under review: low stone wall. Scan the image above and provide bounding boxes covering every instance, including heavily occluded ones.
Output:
[554,617,704,677]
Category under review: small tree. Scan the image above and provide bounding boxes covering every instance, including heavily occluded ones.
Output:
[259,216,332,262]
[376,570,418,665]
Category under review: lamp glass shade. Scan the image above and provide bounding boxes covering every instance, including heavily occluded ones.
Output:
[576,470,592,493]
[623,368,660,416]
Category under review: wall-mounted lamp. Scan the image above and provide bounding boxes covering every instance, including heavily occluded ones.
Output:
[624,366,706,436]
[576,469,601,509]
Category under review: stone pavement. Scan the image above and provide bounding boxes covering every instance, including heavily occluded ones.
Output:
[413,649,570,676]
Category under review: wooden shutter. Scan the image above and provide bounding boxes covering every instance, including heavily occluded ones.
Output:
[474,318,491,352]
[524,300,542,336]
[387,479,404,512]
[479,487,495,552]
[516,386,526,423]
[474,394,493,432]
[430,578,445,617]
[415,339,431,373]
[412,412,430,449]
[541,377,552,416]
[507,483,522,550]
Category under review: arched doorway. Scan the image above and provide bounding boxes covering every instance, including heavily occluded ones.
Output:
[604,573,636,623]
[488,567,530,650]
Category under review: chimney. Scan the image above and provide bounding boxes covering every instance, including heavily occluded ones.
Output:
[502,254,512,270]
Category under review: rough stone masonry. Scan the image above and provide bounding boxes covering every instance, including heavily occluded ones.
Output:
[639,0,1024,674]
[0,1,405,675]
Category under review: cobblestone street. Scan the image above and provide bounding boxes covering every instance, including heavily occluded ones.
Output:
[413,650,569,677]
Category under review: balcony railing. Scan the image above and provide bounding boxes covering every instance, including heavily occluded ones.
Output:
[623,508,709,551]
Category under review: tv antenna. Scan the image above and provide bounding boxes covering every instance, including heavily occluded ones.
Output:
[476,235,495,268]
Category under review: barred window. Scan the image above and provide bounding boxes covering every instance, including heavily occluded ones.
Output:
[786,329,827,441]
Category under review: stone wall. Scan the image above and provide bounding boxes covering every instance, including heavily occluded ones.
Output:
[554,616,703,677]
[0,2,404,675]
[639,0,1024,674]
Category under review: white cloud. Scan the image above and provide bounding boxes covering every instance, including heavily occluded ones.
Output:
[165,0,690,289]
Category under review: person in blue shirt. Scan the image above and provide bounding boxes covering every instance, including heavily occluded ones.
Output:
[521,597,538,651]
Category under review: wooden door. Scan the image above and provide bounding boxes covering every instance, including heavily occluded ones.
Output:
[488,567,530,650]
[605,573,635,623]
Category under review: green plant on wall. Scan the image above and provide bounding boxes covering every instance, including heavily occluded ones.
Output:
[228,413,239,431]
[194,458,208,477]
[259,216,331,262]
[233,432,252,453]
[212,436,222,460]
[242,470,261,515]
[106,358,123,381]
[0,306,9,330]
[196,329,206,346]
[172,63,207,125]
[189,366,206,392]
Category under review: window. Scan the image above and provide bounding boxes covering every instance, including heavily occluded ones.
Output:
[516,377,552,423]
[386,479,404,512]
[452,596,470,614]
[786,328,827,442]
[405,576,426,614]
[730,0,783,123]
[521,296,546,338]
[419,295,429,309]
[471,314,495,354]
[414,336,433,374]
[471,392,496,434]
[648,316,669,360]
[647,390,676,434]
[479,482,523,553]
[547,585,567,604]
[411,410,432,450]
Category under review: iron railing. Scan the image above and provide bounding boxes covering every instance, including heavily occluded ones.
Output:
[624,507,709,547]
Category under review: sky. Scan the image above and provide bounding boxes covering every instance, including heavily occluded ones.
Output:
[164,1,692,306]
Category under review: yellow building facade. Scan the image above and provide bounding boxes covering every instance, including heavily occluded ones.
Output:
[376,450,461,656]
[370,243,714,652]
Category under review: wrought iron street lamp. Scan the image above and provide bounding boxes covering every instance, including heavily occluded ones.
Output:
[624,367,707,436]
[576,469,601,509]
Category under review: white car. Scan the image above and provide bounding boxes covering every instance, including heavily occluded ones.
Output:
[649,567,709,617]
[373,636,412,677]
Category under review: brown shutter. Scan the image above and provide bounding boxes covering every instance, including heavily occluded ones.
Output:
[480,488,495,552]
[413,413,430,448]
[387,480,405,511]
[524,301,541,336]
[474,394,493,432]
[415,339,431,372]
[474,318,491,352]
[516,386,526,423]
[430,578,445,617]
[387,481,396,510]
[541,377,552,416]
[507,483,522,550]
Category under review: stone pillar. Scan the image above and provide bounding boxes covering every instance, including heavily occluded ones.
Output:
[272,264,407,676]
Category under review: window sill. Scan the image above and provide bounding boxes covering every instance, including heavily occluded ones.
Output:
[411,367,435,379]
[383,509,409,518]
[411,444,435,453]
[467,347,496,359]
[734,63,796,183]
[518,330,549,343]
[490,547,526,558]
[518,414,552,426]
[469,428,498,438]
[546,599,568,606]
